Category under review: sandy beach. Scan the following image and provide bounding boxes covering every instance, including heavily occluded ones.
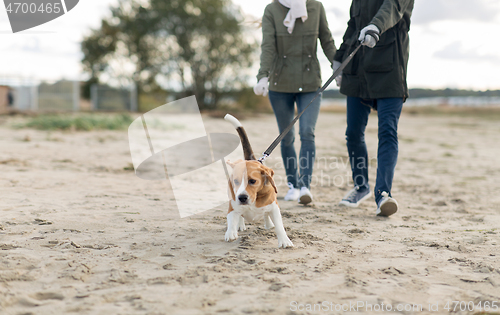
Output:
[1,110,500,314]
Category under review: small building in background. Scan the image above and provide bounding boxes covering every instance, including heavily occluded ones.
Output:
[0,85,13,113]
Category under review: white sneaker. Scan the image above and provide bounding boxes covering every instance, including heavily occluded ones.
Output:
[376,191,398,216]
[284,182,300,201]
[298,187,313,205]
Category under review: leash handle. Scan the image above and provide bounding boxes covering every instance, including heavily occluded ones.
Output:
[363,29,380,44]
[261,43,362,159]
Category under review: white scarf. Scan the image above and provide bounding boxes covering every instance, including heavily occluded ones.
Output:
[278,0,308,34]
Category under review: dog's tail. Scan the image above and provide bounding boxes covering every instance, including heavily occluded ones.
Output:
[224,114,256,160]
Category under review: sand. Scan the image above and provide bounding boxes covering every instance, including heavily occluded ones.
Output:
[1,110,500,315]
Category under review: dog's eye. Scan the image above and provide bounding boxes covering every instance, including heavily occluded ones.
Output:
[234,180,239,186]
[248,179,257,185]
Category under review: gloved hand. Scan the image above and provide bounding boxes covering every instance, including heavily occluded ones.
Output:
[253,77,269,97]
[358,24,380,48]
[332,61,342,87]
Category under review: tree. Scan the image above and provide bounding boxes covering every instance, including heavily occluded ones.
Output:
[81,0,257,110]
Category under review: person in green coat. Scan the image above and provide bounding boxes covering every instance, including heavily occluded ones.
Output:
[335,0,414,216]
[254,0,336,205]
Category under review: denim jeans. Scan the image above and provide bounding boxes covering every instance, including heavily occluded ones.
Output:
[345,96,403,204]
[268,90,321,189]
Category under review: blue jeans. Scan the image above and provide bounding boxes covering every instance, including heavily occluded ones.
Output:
[269,90,321,189]
[345,97,403,204]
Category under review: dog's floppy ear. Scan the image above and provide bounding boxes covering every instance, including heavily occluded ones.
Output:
[260,165,277,193]
[226,159,243,168]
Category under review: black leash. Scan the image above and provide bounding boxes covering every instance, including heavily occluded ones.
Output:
[258,42,363,164]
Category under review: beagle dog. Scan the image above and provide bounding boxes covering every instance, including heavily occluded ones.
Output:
[224,114,293,248]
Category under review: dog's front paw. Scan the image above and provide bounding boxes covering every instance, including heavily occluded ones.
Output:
[278,236,294,248]
[238,219,246,231]
[225,229,238,242]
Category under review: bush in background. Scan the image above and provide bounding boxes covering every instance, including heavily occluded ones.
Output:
[20,113,134,131]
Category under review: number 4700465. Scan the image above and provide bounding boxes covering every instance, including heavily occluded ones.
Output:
[444,301,498,312]
[6,2,61,14]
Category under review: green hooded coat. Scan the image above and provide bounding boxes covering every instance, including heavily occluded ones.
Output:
[257,0,336,93]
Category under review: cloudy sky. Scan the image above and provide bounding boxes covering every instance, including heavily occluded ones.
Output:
[0,0,499,90]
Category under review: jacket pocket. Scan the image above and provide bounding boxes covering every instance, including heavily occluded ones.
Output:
[303,57,321,88]
[363,29,396,73]
[269,57,284,86]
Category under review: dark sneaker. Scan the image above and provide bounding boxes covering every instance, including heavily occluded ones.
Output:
[376,191,398,216]
[339,186,372,207]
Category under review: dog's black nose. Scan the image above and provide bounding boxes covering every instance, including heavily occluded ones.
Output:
[238,195,248,203]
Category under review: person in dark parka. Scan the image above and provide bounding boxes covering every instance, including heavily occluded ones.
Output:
[334,0,414,216]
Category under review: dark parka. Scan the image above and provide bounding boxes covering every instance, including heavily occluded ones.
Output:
[334,0,414,100]
[257,0,336,93]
